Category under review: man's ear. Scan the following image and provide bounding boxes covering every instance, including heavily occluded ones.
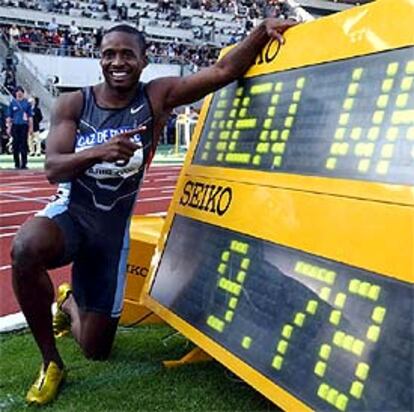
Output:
[142,55,148,68]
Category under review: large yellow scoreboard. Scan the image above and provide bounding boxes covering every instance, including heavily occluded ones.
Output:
[142,0,414,410]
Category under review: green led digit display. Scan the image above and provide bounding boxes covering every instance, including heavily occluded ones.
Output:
[150,215,413,412]
[193,47,414,185]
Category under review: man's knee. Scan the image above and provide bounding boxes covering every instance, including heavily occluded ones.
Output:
[11,218,64,274]
[11,229,43,272]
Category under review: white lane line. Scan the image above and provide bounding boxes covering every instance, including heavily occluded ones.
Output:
[0,265,11,271]
[146,212,167,217]
[0,197,50,204]
[0,225,19,231]
[0,182,32,188]
[156,179,180,183]
[0,189,36,194]
[138,196,172,203]
[0,193,50,203]
[144,177,179,181]
[0,179,47,187]
[140,185,176,192]
[144,177,179,183]
[0,210,39,218]
[0,186,53,194]
[0,232,15,239]
[0,176,46,183]
[145,171,180,177]
[0,311,27,333]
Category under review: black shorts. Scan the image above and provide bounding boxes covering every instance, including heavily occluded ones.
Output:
[36,201,130,318]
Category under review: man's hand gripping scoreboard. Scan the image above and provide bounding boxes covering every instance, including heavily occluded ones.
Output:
[142,1,414,410]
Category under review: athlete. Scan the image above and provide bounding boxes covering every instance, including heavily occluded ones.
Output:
[11,20,296,405]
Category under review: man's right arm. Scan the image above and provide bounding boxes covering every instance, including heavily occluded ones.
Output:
[45,91,142,184]
[6,103,12,135]
[45,91,98,183]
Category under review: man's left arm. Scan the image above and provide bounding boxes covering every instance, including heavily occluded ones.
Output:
[28,116,33,136]
[27,102,33,135]
[148,18,298,112]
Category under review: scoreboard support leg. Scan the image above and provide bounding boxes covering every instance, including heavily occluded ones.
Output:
[163,347,212,368]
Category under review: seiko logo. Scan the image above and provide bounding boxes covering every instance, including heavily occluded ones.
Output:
[179,180,232,216]
[127,264,148,277]
[255,38,280,65]
[130,104,144,115]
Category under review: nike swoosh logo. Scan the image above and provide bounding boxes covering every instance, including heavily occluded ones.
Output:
[130,104,144,115]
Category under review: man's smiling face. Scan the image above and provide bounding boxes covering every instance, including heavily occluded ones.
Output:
[100,31,146,91]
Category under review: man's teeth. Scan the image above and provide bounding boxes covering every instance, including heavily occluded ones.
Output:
[112,72,127,78]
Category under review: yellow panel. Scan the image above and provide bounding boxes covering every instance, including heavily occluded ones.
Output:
[237,0,414,78]
[120,216,165,325]
[121,300,161,326]
[186,165,414,206]
[173,176,412,282]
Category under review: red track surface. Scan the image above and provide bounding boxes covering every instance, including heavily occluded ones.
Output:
[0,165,181,317]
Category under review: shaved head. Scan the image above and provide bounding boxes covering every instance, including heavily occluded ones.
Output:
[103,25,146,56]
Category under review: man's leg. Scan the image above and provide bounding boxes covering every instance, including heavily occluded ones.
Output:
[20,125,29,168]
[28,131,35,156]
[60,295,119,360]
[33,131,41,155]
[11,217,67,368]
[56,232,125,360]
[11,129,20,169]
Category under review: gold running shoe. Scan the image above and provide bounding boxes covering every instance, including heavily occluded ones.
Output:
[53,283,72,338]
[26,361,66,405]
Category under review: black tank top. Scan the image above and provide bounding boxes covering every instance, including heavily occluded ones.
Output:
[62,83,154,231]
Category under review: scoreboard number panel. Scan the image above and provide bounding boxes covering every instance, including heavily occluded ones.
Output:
[150,215,413,412]
[142,1,414,411]
[193,47,414,185]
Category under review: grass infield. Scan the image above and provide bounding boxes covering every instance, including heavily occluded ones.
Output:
[0,324,279,412]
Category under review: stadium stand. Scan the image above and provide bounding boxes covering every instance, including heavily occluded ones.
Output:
[0,0,369,122]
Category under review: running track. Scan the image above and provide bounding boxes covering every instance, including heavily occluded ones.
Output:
[0,165,181,317]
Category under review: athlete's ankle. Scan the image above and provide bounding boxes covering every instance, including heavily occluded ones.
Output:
[43,356,64,371]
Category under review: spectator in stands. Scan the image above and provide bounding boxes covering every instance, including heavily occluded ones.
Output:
[117,2,128,20]
[8,24,20,45]
[83,34,95,57]
[159,0,172,13]
[0,103,10,155]
[166,110,177,144]
[47,17,59,33]
[59,30,70,56]
[29,28,43,53]
[28,96,43,156]
[0,64,5,86]
[5,47,17,70]
[1,21,221,68]
[188,105,199,121]
[11,20,296,406]
[19,29,32,51]
[4,68,16,94]
[69,20,80,36]
[6,86,33,169]
[93,27,104,48]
